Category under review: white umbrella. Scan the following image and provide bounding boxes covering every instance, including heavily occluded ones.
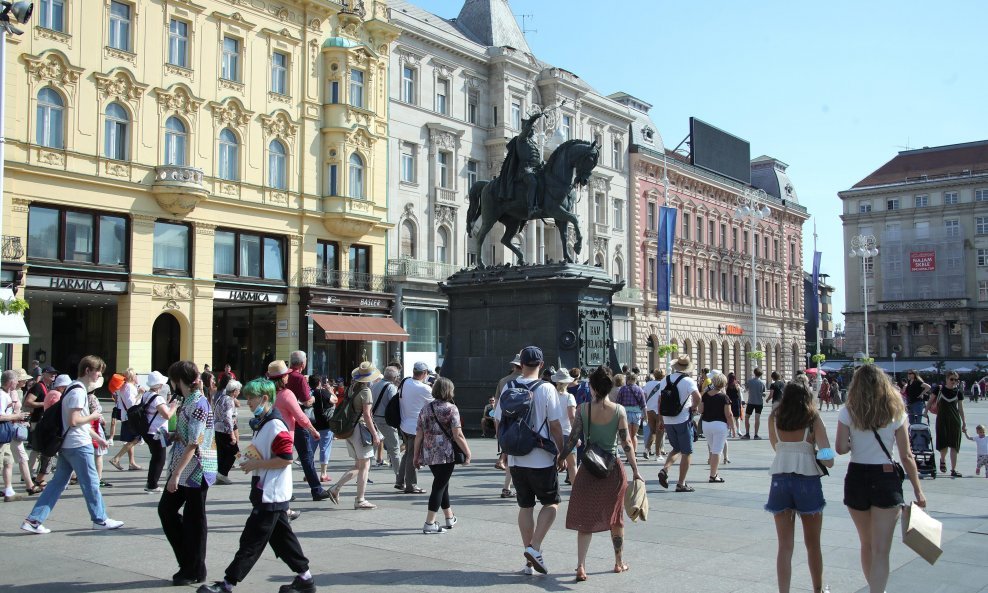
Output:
[917,366,939,373]
[951,367,973,373]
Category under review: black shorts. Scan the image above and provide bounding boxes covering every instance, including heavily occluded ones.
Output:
[111,407,121,420]
[843,462,904,511]
[746,403,764,415]
[509,465,560,508]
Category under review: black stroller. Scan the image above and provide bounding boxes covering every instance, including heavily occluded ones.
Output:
[909,421,936,479]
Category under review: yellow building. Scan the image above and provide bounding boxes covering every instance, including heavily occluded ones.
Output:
[1,0,402,379]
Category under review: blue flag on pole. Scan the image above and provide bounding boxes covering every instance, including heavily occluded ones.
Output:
[657,206,678,312]
[811,251,822,326]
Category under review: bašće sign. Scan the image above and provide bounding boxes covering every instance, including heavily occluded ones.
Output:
[27,275,128,293]
[910,251,936,272]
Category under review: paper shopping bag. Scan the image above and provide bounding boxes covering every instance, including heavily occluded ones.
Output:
[901,502,943,565]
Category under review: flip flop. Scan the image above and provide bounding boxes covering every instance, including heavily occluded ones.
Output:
[128,465,144,471]
[709,475,725,483]
[614,563,630,573]
[108,459,124,471]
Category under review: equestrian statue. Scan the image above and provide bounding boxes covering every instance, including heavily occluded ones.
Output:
[466,110,600,267]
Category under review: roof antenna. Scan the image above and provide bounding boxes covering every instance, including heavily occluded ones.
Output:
[515,13,537,36]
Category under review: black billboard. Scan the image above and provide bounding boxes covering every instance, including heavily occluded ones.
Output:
[689,117,751,185]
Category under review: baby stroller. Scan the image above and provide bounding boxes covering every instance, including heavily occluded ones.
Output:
[909,422,936,479]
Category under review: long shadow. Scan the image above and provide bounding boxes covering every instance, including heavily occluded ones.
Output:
[315,568,575,590]
[0,579,165,592]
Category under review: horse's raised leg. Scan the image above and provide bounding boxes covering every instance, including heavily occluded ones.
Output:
[557,219,572,263]
[556,201,582,257]
[500,220,526,265]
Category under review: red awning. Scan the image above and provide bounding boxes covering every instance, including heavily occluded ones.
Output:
[311,314,409,342]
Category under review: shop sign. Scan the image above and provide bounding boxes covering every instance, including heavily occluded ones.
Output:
[724,324,744,335]
[27,275,128,294]
[910,251,935,272]
[215,289,287,304]
[321,294,390,309]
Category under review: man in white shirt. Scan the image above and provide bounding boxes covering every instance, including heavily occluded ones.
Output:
[494,346,563,576]
[396,362,434,494]
[0,370,41,501]
[371,366,401,482]
[648,356,701,493]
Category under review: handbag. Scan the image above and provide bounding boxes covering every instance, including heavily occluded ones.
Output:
[430,402,466,464]
[872,428,906,481]
[358,423,374,447]
[580,403,615,479]
[927,390,940,415]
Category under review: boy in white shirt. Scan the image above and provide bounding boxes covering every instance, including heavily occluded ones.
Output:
[964,424,988,477]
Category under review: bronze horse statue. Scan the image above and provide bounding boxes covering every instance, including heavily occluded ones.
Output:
[466,139,600,267]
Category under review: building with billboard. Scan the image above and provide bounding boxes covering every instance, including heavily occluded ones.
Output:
[0,0,404,378]
[839,141,988,359]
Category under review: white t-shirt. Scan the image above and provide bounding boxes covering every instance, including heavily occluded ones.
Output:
[972,434,988,456]
[557,391,576,435]
[646,372,698,425]
[837,406,906,465]
[0,389,13,417]
[145,393,167,434]
[61,385,92,450]
[399,378,434,435]
[494,377,562,469]
[642,379,663,409]
[117,383,139,421]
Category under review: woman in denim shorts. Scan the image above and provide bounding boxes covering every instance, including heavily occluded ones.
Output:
[836,365,927,593]
[766,382,833,593]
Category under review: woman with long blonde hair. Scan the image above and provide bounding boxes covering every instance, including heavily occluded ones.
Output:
[836,364,926,593]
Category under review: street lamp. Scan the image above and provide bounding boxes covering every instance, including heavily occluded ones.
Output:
[891,352,897,382]
[849,234,879,359]
[805,351,811,371]
[0,2,32,277]
[734,188,771,375]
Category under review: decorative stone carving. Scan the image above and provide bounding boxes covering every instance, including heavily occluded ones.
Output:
[164,64,194,80]
[259,111,298,141]
[209,99,253,128]
[267,91,291,105]
[104,160,130,178]
[155,85,203,115]
[10,198,30,214]
[33,27,71,46]
[36,149,65,167]
[219,182,240,196]
[593,237,608,254]
[153,283,192,300]
[218,79,245,94]
[309,40,320,77]
[434,204,455,228]
[104,46,137,64]
[308,18,322,32]
[23,52,83,88]
[94,70,148,104]
[289,234,302,247]
[193,222,216,236]
[268,191,289,205]
[347,129,372,149]
[430,131,455,151]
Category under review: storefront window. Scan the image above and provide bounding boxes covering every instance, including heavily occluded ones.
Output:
[153,221,190,275]
[263,237,284,280]
[239,234,261,277]
[27,206,59,259]
[27,205,126,267]
[98,215,126,266]
[214,231,235,275]
[213,305,276,380]
[404,308,437,353]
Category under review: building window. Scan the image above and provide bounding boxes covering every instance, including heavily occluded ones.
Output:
[437,151,450,188]
[316,240,339,274]
[329,81,339,104]
[435,78,449,115]
[36,87,64,149]
[594,192,606,224]
[402,66,416,104]
[511,99,521,130]
[271,51,288,95]
[168,19,189,68]
[944,219,960,238]
[914,194,929,208]
[109,1,131,51]
[753,233,759,256]
[349,244,370,278]
[647,257,656,291]
[947,255,961,269]
[697,217,704,243]
[214,230,285,281]
[859,201,872,213]
[710,221,716,246]
[436,227,449,263]
[612,199,624,231]
[709,269,716,300]
[163,116,187,166]
[733,274,739,303]
[350,69,364,108]
[153,221,190,275]
[400,143,415,183]
[885,222,901,240]
[944,191,959,205]
[684,266,691,296]
[466,160,479,188]
[214,230,235,275]
[221,36,240,81]
[977,189,988,202]
[697,268,703,299]
[914,220,929,239]
[886,198,900,210]
[978,217,988,235]
[978,249,988,267]
[743,277,749,304]
[721,224,728,247]
[218,128,239,181]
[980,281,988,302]
[722,272,728,301]
[399,221,416,258]
[349,153,364,198]
[863,256,874,274]
[682,213,690,240]
[27,206,128,267]
[612,141,623,169]
[647,202,656,231]
[104,102,129,161]
[327,164,338,196]
[467,90,478,124]
[561,115,572,141]
[268,140,287,190]
[39,0,65,32]
[732,228,738,250]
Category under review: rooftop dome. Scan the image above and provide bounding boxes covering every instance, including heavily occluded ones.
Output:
[323,37,359,49]
[750,155,798,203]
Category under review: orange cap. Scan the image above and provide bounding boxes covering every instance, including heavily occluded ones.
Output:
[107,373,126,394]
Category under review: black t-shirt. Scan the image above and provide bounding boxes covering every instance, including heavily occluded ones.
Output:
[312,387,335,431]
[905,380,927,404]
[701,392,730,423]
[26,381,47,423]
[768,380,785,403]
[726,385,741,404]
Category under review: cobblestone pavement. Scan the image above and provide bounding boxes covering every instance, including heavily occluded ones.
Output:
[2,405,987,593]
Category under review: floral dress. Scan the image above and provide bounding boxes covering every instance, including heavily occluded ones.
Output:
[167,390,217,488]
[416,401,461,466]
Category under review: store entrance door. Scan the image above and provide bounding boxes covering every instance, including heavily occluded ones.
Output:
[50,303,118,375]
[151,313,181,373]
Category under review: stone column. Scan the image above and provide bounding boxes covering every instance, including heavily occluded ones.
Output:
[899,322,911,357]
[960,322,972,357]
[934,321,949,358]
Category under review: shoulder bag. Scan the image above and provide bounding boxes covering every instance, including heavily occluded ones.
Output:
[580,403,615,479]
[873,428,906,481]
[429,402,466,464]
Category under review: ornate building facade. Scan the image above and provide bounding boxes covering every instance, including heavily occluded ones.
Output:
[1,0,401,378]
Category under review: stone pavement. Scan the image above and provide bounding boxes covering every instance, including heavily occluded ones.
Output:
[2,404,988,593]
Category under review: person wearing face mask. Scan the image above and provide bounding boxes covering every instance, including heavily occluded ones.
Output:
[20,356,125,535]
[197,379,316,593]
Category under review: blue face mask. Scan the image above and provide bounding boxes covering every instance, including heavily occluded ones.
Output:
[252,404,266,419]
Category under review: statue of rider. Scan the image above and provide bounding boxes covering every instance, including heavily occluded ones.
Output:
[497,111,544,218]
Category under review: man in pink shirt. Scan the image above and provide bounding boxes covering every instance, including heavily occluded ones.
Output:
[270,358,331,502]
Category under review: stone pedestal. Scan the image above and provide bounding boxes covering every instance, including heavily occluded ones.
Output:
[439,263,622,429]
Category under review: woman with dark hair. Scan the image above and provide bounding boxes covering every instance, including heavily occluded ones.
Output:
[903,370,931,425]
[558,366,644,581]
[158,360,217,586]
[413,376,472,533]
[201,371,217,403]
[309,374,337,483]
[726,372,743,443]
[766,382,833,593]
[931,370,967,477]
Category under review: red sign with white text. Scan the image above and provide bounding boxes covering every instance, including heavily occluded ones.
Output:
[910,251,936,272]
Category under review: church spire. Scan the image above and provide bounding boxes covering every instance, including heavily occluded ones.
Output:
[454,0,532,53]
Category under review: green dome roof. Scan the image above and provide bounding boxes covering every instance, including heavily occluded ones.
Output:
[323,37,359,49]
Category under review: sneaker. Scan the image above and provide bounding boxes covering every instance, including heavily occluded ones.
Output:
[524,546,548,574]
[20,519,50,534]
[99,481,113,488]
[444,515,457,529]
[753,435,763,440]
[4,494,25,503]
[277,575,316,593]
[144,487,163,493]
[197,583,232,593]
[287,510,301,522]
[642,450,650,460]
[93,518,124,530]
[521,563,534,576]
[215,474,232,485]
[422,521,447,534]
[740,434,750,440]
[106,439,114,447]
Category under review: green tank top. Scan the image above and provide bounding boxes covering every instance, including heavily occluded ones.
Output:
[584,403,621,455]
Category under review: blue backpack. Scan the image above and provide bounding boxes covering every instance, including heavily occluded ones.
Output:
[574,380,592,406]
[497,379,557,456]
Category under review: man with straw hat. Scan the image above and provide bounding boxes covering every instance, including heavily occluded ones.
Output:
[652,355,701,493]
[326,362,382,509]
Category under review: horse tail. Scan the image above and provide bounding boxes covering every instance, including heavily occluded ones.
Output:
[466,180,489,237]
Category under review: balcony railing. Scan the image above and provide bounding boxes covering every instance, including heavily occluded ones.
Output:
[154,165,205,188]
[434,186,457,204]
[614,287,642,302]
[386,258,461,281]
[300,267,393,293]
[2,236,24,261]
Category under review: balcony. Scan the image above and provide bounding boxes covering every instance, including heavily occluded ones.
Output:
[614,286,642,303]
[2,236,24,261]
[300,268,393,293]
[151,165,208,215]
[644,229,658,240]
[593,223,609,236]
[434,187,457,205]
[386,258,461,282]
[323,195,389,238]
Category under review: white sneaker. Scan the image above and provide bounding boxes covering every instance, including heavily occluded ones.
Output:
[521,564,534,576]
[524,545,548,574]
[107,439,114,447]
[215,474,232,485]
[144,487,163,493]
[92,518,124,530]
[422,521,446,534]
[444,515,458,529]
[20,520,50,535]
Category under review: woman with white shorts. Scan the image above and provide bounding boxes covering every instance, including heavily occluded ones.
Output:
[698,373,735,483]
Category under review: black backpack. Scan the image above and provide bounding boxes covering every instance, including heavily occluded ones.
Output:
[312,388,336,431]
[126,392,159,436]
[658,375,689,417]
[384,377,408,430]
[34,382,84,456]
[327,384,362,439]
[497,379,557,456]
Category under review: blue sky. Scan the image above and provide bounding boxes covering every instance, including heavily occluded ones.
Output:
[411,0,988,326]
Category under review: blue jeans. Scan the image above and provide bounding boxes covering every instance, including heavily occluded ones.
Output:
[28,444,107,524]
[908,401,925,425]
[308,429,334,465]
[294,426,323,495]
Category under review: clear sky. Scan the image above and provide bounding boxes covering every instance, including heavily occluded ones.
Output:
[410,0,988,326]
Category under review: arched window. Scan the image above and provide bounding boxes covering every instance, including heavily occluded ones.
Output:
[436,227,449,263]
[268,139,287,190]
[400,220,416,258]
[349,152,364,198]
[104,102,129,160]
[218,128,239,181]
[164,116,187,166]
[36,87,64,149]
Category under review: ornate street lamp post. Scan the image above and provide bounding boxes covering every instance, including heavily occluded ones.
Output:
[849,234,879,359]
[734,188,770,375]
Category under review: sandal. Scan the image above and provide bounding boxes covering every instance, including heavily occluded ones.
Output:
[940,460,947,473]
[327,488,340,505]
[675,483,695,492]
[26,485,44,495]
[500,488,514,498]
[108,458,124,471]
[709,475,725,483]
[354,499,376,510]
[614,563,630,573]
[128,465,144,471]
[575,567,587,582]
[951,470,962,478]
[657,468,669,489]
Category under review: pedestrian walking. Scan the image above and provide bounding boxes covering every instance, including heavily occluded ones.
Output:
[551,369,577,485]
[903,370,931,425]
[766,382,834,593]
[558,365,644,581]
[963,424,988,476]
[652,356,702,493]
[271,358,331,502]
[726,372,743,444]
[614,373,646,458]
[0,370,43,497]
[158,360,216,586]
[142,371,179,493]
[370,366,400,477]
[214,380,242,485]
[493,354,522,497]
[397,362,435,494]
[21,355,124,535]
[23,366,55,469]
[930,370,967,477]
[109,369,143,472]
[743,369,768,439]
[32,374,72,487]
[642,368,666,460]
[699,372,735,482]
[413,376,472,533]
[836,364,926,593]
[326,362,383,509]
[84,382,111,489]
[310,375,337,483]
